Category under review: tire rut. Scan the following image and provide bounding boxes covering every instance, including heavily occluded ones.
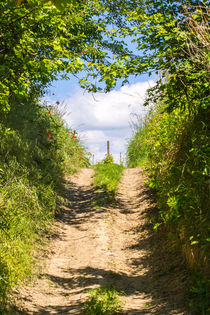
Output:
[15,168,189,314]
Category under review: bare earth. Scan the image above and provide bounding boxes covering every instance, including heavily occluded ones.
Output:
[15,168,190,314]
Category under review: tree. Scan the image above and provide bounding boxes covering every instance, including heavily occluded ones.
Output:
[0,0,130,112]
[98,0,209,112]
[1,0,209,114]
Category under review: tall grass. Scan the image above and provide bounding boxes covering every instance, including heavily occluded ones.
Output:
[0,100,89,308]
[126,120,149,168]
[93,155,124,205]
[126,103,210,313]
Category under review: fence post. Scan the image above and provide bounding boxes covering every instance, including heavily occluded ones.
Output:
[107,140,110,156]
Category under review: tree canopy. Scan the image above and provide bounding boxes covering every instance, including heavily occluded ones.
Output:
[0,0,209,113]
[97,0,209,112]
[0,0,130,112]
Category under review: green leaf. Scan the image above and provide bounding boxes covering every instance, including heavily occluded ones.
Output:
[191,241,199,245]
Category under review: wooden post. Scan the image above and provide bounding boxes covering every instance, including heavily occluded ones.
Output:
[107,140,110,156]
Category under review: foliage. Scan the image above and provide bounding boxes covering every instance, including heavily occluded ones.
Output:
[126,0,209,263]
[0,0,127,308]
[126,4,209,313]
[4,0,209,104]
[82,286,123,315]
[189,273,210,315]
[0,0,133,113]
[150,106,208,245]
[93,157,124,205]
[105,1,209,113]
[0,102,89,307]
[126,119,149,168]
[2,1,209,107]
[0,0,209,311]
[17,0,86,11]
[102,154,114,164]
[127,101,209,313]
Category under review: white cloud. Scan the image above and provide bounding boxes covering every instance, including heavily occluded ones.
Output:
[61,80,155,164]
[80,130,107,143]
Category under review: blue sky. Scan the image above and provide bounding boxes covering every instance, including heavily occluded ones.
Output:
[46,72,155,164]
[42,1,161,164]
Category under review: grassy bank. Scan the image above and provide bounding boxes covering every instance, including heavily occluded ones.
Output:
[127,103,209,313]
[0,100,89,308]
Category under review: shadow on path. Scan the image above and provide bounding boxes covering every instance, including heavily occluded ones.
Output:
[15,170,191,315]
[55,179,107,229]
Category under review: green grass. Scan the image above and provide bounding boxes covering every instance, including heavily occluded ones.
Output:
[93,157,124,205]
[0,100,90,309]
[126,102,210,313]
[82,286,124,315]
[126,122,149,168]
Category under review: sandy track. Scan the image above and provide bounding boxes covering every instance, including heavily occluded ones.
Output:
[16,168,189,314]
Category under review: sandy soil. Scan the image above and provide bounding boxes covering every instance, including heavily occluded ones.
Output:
[15,168,190,314]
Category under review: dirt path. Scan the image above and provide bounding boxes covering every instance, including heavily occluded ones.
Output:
[16,168,189,314]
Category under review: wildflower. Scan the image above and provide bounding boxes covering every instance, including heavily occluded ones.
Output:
[72,135,76,139]
[56,101,60,105]
[52,93,55,95]
[47,132,51,138]
[48,111,50,114]
[68,131,71,134]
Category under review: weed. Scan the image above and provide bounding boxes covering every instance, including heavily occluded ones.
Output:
[145,302,152,307]
[82,286,124,315]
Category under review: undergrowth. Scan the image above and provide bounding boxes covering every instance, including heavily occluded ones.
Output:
[0,99,89,309]
[126,121,149,168]
[82,286,124,315]
[127,103,209,313]
[189,273,210,314]
[93,155,124,206]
